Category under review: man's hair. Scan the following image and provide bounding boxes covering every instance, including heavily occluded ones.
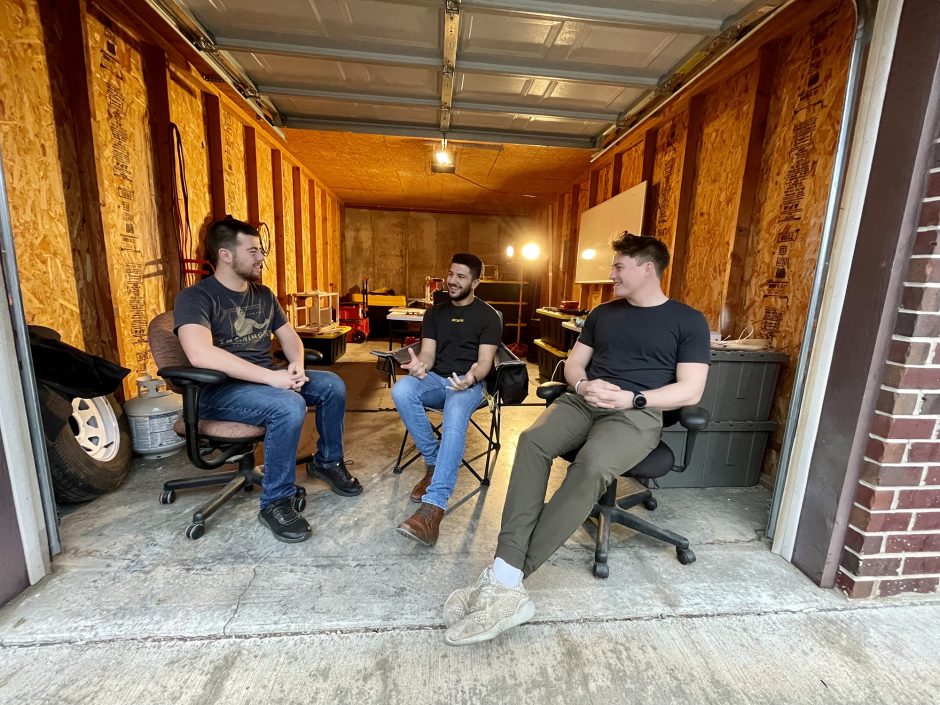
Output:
[206,216,259,266]
[611,232,670,277]
[451,253,483,280]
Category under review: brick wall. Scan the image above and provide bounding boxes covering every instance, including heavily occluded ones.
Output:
[836,132,940,598]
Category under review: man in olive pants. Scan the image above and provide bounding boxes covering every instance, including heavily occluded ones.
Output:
[442,233,710,646]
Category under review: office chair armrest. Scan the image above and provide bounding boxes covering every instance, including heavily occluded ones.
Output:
[158,366,227,387]
[272,350,324,366]
[675,406,710,472]
[679,406,710,431]
[537,381,569,405]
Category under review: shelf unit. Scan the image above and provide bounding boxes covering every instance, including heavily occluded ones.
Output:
[476,280,532,343]
[533,308,580,379]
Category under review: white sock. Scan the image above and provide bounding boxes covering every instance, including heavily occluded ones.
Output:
[492,557,523,588]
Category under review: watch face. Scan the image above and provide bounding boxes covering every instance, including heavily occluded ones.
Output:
[634,393,647,409]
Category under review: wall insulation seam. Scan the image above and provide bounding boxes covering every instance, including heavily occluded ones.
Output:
[771,0,900,558]
[0,145,52,582]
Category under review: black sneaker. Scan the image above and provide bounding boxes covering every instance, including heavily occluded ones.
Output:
[307,459,363,497]
[258,498,312,543]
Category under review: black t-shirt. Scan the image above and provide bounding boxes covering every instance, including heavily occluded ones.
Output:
[173,276,288,369]
[577,298,710,393]
[422,297,502,377]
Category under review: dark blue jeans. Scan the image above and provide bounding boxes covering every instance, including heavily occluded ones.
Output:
[198,370,346,508]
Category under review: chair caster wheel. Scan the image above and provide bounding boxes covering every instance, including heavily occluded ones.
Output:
[393,466,404,475]
[186,523,205,540]
[294,485,307,497]
[592,562,609,579]
[291,496,307,512]
[481,479,491,487]
[642,496,657,511]
[160,490,176,505]
[677,547,696,565]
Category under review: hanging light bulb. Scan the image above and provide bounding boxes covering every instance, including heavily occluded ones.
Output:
[434,138,452,166]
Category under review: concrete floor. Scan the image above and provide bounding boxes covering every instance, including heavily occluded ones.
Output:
[1,342,938,704]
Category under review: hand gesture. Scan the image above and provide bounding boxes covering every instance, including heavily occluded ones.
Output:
[581,379,630,409]
[268,368,300,390]
[402,347,428,379]
[286,362,308,391]
[447,363,479,391]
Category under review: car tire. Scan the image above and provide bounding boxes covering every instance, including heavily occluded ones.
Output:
[37,384,132,503]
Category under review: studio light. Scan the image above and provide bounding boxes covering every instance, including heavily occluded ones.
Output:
[522,242,541,260]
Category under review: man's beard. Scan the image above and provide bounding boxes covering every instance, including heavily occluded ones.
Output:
[234,260,262,282]
[448,282,472,301]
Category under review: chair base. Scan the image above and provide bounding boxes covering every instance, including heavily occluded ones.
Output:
[160,455,306,539]
[589,485,696,579]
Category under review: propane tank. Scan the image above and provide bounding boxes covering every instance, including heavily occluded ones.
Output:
[124,375,185,458]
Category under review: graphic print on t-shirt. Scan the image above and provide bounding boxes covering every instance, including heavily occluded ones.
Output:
[216,300,272,349]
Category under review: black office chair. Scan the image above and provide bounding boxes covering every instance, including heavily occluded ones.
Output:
[148,311,322,539]
[537,380,710,579]
[373,342,528,490]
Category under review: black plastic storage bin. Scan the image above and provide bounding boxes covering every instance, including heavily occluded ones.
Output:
[300,326,350,365]
[651,349,786,488]
[701,350,788,422]
[656,421,777,488]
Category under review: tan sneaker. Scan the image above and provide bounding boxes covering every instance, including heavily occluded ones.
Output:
[443,567,498,628]
[443,578,535,646]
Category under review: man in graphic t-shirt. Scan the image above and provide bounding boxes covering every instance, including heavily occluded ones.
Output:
[392,253,502,546]
[443,233,711,646]
[173,217,362,544]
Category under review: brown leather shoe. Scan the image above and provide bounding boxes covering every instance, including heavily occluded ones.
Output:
[410,465,435,503]
[396,502,444,546]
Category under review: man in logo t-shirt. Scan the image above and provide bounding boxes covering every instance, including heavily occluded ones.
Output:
[443,233,711,646]
[392,253,502,547]
[174,217,362,544]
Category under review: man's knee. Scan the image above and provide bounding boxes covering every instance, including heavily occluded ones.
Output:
[317,370,346,402]
[278,392,308,426]
[516,425,556,457]
[574,459,619,492]
[391,375,417,405]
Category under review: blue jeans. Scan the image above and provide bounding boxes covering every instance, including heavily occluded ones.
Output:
[198,370,346,508]
[390,371,485,510]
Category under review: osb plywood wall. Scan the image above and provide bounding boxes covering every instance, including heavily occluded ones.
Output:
[0,0,344,398]
[679,62,761,325]
[85,9,165,385]
[0,0,86,348]
[220,106,247,220]
[167,67,212,282]
[343,209,536,299]
[536,0,855,481]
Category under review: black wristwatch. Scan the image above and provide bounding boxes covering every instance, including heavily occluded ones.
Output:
[632,391,648,409]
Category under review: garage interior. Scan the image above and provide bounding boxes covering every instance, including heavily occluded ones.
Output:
[1,0,939,702]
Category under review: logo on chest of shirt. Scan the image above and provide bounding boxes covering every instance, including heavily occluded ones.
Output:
[450,317,464,323]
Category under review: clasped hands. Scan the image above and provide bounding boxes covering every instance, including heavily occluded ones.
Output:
[402,348,478,391]
[269,361,309,391]
[579,379,634,410]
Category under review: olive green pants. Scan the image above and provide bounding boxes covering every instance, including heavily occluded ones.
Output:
[496,392,662,577]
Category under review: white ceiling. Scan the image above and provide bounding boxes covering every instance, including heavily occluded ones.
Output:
[167,0,776,148]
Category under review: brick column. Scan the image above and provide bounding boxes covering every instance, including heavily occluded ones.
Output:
[837,136,940,598]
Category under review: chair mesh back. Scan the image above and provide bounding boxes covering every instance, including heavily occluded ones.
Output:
[148,311,190,393]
